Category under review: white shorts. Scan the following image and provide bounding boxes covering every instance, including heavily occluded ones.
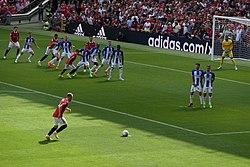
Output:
[77,61,89,67]
[53,117,67,126]
[8,41,20,48]
[44,47,52,55]
[65,64,76,70]
[111,62,123,68]
[21,48,34,54]
[101,58,109,65]
[61,52,71,59]
[190,85,202,93]
[91,57,98,63]
[203,87,213,94]
[52,49,59,55]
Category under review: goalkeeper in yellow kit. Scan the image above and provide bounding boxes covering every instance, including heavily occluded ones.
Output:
[218,35,238,71]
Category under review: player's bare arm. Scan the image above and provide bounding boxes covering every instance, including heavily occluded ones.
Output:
[9,33,14,43]
[192,75,195,86]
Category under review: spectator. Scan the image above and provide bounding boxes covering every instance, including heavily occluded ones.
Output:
[143,19,151,32]
[235,25,244,42]
[48,0,248,38]
[172,21,181,36]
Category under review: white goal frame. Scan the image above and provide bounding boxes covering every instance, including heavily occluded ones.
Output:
[211,15,250,61]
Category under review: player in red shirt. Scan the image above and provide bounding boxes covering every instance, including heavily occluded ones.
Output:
[3,26,20,59]
[82,37,96,72]
[85,36,96,51]
[58,49,80,78]
[38,34,59,66]
[46,93,73,140]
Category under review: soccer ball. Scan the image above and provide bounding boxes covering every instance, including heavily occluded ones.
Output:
[121,129,129,137]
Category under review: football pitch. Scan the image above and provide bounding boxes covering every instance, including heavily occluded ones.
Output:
[0,24,250,166]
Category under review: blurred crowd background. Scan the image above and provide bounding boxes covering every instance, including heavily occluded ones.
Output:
[1,0,249,40]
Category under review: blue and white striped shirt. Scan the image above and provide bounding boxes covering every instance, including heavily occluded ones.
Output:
[54,40,62,50]
[80,49,91,62]
[102,46,114,60]
[90,47,100,59]
[203,71,215,88]
[23,36,34,49]
[192,69,204,86]
[111,49,124,64]
[61,40,72,53]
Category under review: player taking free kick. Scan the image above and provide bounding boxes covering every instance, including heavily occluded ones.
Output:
[46,93,73,140]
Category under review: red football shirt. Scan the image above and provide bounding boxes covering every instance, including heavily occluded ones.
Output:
[48,37,58,49]
[85,41,96,50]
[10,30,19,43]
[52,98,69,118]
[66,52,78,65]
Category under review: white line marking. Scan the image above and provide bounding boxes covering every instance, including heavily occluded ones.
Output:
[126,61,250,86]
[0,81,207,136]
[0,90,35,94]
[1,81,249,136]
[207,131,250,136]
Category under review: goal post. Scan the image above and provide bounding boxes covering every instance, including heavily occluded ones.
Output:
[211,15,250,61]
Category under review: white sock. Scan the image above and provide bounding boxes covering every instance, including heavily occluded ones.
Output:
[203,96,206,106]
[57,58,62,66]
[209,96,212,106]
[105,67,110,72]
[119,68,123,79]
[95,65,102,72]
[28,54,33,60]
[15,54,21,62]
[88,67,92,74]
[189,95,193,103]
[49,57,57,64]
[108,68,114,79]
[90,65,96,71]
[199,95,203,105]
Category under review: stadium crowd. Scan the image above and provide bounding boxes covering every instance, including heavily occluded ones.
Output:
[0,0,30,15]
[50,0,249,39]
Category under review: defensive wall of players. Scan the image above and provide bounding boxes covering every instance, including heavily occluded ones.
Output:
[68,22,250,60]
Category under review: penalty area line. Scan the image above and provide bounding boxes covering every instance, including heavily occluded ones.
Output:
[207,130,250,136]
[0,90,36,94]
[0,81,207,136]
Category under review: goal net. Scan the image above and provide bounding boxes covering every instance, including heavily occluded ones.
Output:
[211,15,250,61]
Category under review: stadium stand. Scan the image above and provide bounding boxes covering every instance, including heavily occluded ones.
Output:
[0,0,31,15]
[49,0,249,39]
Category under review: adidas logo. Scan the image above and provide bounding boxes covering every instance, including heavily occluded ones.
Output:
[74,24,85,36]
[95,27,107,39]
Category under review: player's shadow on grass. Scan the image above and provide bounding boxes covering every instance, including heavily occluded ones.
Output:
[38,139,59,145]
[3,87,250,159]
[97,79,121,83]
[177,106,204,112]
[13,61,32,64]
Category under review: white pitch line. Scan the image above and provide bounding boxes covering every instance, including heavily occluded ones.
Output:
[207,131,250,136]
[0,81,207,136]
[0,90,35,94]
[126,61,250,86]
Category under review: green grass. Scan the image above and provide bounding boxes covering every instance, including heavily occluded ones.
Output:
[0,24,250,166]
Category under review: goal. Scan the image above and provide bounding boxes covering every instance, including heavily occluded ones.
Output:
[211,15,250,61]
